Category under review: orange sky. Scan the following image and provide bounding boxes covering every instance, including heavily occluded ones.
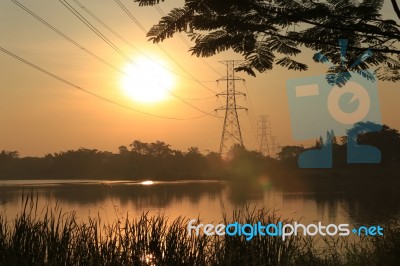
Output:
[0,0,399,156]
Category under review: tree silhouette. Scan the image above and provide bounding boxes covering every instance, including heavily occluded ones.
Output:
[129,140,174,157]
[118,145,129,154]
[136,0,400,82]
[349,122,400,165]
[315,136,324,149]
[0,150,19,159]
[277,145,305,160]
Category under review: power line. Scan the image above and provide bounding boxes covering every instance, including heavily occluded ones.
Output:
[58,0,135,65]
[243,81,261,148]
[0,46,207,120]
[177,95,217,101]
[70,0,217,101]
[112,0,218,95]
[243,82,259,126]
[9,0,221,118]
[270,136,282,158]
[258,115,272,156]
[215,60,247,155]
[71,0,197,83]
[13,0,216,104]
[154,4,223,77]
[57,0,220,118]
[115,0,147,32]
[225,82,259,150]
[10,0,123,76]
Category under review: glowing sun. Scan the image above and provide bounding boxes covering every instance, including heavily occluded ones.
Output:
[121,56,174,103]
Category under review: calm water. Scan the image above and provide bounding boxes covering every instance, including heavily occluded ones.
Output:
[0,179,398,226]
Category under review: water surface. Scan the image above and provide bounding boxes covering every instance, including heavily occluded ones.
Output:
[0,179,398,227]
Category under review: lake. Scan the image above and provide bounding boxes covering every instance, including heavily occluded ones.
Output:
[0,179,399,227]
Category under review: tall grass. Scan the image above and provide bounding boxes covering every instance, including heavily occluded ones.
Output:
[0,195,399,265]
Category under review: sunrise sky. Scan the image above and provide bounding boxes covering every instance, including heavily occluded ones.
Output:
[1,0,399,156]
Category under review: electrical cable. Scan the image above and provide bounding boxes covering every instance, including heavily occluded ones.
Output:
[154,4,223,77]
[243,81,261,148]
[70,0,219,101]
[112,0,218,95]
[13,0,216,103]
[11,0,124,76]
[57,0,221,118]
[71,0,199,83]
[0,46,209,120]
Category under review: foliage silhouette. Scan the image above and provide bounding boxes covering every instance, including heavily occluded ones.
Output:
[136,0,400,83]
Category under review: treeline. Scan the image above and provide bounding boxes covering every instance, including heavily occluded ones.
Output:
[277,122,400,169]
[0,141,208,179]
[1,122,399,180]
[0,140,277,180]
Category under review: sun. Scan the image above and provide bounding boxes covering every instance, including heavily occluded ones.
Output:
[121,56,174,103]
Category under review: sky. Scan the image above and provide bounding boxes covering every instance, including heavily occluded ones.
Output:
[0,0,399,157]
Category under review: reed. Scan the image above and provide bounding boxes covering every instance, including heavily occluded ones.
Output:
[0,195,398,265]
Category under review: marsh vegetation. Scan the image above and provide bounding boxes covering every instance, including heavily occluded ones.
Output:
[0,195,399,265]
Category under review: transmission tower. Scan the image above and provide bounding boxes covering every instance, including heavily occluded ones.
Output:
[270,136,278,158]
[270,136,282,158]
[215,60,247,155]
[258,115,272,156]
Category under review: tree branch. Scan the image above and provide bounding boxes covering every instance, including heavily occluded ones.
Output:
[391,0,400,20]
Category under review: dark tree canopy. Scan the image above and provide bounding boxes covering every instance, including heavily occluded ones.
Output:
[136,0,400,84]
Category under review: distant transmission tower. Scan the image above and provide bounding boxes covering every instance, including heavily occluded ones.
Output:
[270,136,282,158]
[270,136,278,158]
[215,60,247,155]
[258,115,271,156]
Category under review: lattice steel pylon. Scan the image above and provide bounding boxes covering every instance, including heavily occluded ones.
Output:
[215,60,247,155]
[270,136,278,158]
[258,115,272,156]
